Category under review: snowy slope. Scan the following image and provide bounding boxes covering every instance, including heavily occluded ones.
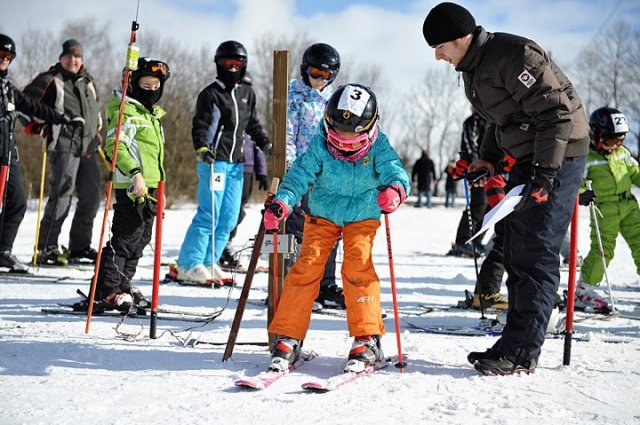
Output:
[1,194,639,425]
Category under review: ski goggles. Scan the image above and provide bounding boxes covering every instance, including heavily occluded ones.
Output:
[326,127,370,152]
[218,57,246,69]
[0,51,15,61]
[306,66,334,80]
[137,59,170,79]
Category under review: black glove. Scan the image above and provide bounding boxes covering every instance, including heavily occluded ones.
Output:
[578,190,596,206]
[61,113,85,128]
[261,142,272,157]
[514,166,558,212]
[466,168,490,184]
[196,147,216,164]
[257,174,268,191]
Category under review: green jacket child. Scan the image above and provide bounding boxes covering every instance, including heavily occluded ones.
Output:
[576,107,640,311]
[89,58,171,311]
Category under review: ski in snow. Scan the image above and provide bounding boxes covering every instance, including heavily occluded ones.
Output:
[234,351,318,390]
[301,358,391,393]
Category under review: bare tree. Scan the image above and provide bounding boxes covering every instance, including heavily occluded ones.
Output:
[573,19,640,158]
[391,66,468,195]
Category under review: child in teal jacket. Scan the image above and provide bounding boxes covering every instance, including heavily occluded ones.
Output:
[262,84,410,373]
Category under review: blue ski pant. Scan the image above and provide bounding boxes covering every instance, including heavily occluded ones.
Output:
[177,161,243,269]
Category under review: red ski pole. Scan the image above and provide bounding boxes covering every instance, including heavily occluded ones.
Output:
[150,181,164,338]
[272,230,279,313]
[383,214,407,372]
[563,197,579,365]
[0,162,9,213]
[85,15,140,334]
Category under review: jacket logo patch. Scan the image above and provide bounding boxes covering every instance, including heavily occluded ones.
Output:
[517,69,536,88]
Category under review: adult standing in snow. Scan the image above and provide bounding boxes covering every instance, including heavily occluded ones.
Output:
[285,43,344,309]
[176,40,270,285]
[0,34,81,273]
[264,83,410,373]
[447,111,488,256]
[23,39,102,266]
[423,2,589,375]
[443,160,457,207]
[411,150,436,208]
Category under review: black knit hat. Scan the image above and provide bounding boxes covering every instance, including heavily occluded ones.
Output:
[59,39,83,59]
[422,2,476,47]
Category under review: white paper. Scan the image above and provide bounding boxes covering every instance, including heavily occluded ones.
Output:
[465,184,525,245]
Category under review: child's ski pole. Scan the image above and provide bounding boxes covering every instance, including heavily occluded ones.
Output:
[85,5,141,334]
[586,180,616,311]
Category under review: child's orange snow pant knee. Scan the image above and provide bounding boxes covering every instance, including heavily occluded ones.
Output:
[268,215,385,341]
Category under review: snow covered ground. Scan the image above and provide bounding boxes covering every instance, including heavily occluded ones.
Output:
[1,193,639,425]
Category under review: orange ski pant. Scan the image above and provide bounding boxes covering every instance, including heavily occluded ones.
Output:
[268,215,385,341]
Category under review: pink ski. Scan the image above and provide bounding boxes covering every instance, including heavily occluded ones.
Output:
[301,358,390,393]
[234,351,318,390]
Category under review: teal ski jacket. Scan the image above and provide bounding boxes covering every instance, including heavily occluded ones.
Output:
[274,126,410,227]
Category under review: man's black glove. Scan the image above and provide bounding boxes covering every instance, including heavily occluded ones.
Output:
[196,147,216,164]
[61,113,85,128]
[513,166,558,212]
[257,174,268,191]
[578,190,596,206]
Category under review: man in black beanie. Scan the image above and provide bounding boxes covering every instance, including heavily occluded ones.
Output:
[422,2,589,375]
[23,38,102,266]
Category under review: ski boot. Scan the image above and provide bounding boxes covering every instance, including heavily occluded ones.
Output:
[344,335,383,373]
[0,251,29,273]
[36,246,69,266]
[269,336,302,372]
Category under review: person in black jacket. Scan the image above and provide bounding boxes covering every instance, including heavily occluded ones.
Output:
[443,160,457,207]
[0,34,80,272]
[448,111,488,256]
[411,150,436,208]
[423,2,589,375]
[176,40,270,285]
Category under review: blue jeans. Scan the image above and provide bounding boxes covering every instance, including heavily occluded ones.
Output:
[177,161,243,269]
[416,189,432,208]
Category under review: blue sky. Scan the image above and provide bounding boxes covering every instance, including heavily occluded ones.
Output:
[5,1,638,73]
[2,0,639,112]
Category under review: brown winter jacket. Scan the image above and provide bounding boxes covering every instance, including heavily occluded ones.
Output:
[456,27,589,170]
[23,63,101,155]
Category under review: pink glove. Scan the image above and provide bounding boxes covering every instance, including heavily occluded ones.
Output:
[377,185,406,214]
[263,200,289,231]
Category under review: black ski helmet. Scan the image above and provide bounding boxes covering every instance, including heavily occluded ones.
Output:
[324,83,378,133]
[127,57,170,107]
[589,106,629,151]
[0,34,16,60]
[301,43,340,86]
[214,40,248,85]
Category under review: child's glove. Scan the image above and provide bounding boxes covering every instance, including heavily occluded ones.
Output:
[196,147,216,164]
[263,200,289,231]
[453,159,469,180]
[578,190,596,206]
[257,174,268,191]
[377,185,406,214]
[514,166,558,212]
